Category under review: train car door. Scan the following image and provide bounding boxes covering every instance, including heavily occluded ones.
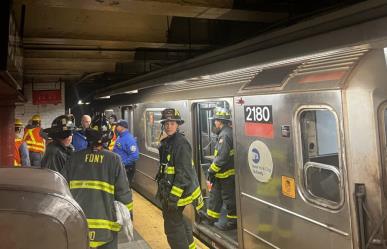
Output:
[233,91,352,249]
[192,99,239,249]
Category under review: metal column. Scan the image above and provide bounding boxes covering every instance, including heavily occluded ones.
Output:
[0,105,15,167]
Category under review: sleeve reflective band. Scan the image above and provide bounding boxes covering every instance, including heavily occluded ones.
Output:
[207,209,220,219]
[215,168,235,178]
[214,149,218,156]
[90,241,107,248]
[226,214,238,219]
[165,166,175,174]
[167,154,171,162]
[170,185,184,197]
[70,180,115,194]
[177,187,201,207]
[126,201,134,211]
[210,163,220,173]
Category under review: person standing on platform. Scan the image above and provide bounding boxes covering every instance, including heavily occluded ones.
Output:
[113,120,139,186]
[204,107,237,231]
[14,119,30,167]
[156,108,204,249]
[23,114,45,167]
[108,114,118,151]
[61,114,133,249]
[72,114,91,151]
[41,114,75,172]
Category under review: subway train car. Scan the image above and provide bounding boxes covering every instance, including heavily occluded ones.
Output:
[99,15,387,249]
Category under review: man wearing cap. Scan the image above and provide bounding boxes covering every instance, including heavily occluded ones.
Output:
[41,114,75,172]
[72,114,91,152]
[14,119,31,167]
[113,119,139,186]
[156,108,204,249]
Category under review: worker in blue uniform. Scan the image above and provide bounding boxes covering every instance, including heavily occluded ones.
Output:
[113,120,139,186]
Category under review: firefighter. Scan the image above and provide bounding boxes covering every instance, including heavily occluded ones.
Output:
[156,108,204,249]
[41,114,75,172]
[61,114,133,249]
[108,114,117,151]
[205,107,237,230]
[112,119,139,186]
[14,119,31,167]
[23,114,45,167]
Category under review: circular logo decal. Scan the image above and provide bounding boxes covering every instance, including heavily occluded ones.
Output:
[248,140,273,182]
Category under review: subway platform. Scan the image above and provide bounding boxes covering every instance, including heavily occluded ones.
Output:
[118,191,208,249]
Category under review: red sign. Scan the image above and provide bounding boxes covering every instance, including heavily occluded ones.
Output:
[244,122,274,139]
[32,90,61,105]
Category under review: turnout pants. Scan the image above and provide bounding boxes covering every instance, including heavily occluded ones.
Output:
[162,206,195,249]
[207,176,237,222]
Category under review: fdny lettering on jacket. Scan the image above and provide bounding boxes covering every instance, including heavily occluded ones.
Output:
[85,154,105,164]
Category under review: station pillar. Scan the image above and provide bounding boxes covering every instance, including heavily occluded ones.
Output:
[0,105,15,167]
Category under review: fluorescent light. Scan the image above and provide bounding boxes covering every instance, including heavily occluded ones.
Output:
[98,95,110,99]
[85,102,90,105]
[78,100,84,105]
[105,109,114,112]
[124,90,138,94]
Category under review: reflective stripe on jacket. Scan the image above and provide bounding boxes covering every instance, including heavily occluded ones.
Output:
[61,148,133,247]
[14,138,23,166]
[23,127,45,153]
[209,126,235,179]
[158,132,204,211]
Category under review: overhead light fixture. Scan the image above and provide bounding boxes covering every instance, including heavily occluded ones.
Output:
[105,109,114,112]
[98,95,110,99]
[78,100,84,105]
[124,90,138,94]
[85,102,90,105]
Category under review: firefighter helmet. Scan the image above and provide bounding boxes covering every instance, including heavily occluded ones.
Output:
[15,119,23,127]
[210,107,232,121]
[44,114,76,139]
[31,114,41,121]
[160,108,184,125]
[86,114,113,144]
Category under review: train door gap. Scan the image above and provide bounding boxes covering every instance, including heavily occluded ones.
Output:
[192,100,238,249]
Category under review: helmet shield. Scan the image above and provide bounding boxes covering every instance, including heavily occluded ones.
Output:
[210,107,232,121]
[160,108,184,125]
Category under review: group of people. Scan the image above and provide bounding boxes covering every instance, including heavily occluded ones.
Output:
[13,113,138,249]
[13,106,237,249]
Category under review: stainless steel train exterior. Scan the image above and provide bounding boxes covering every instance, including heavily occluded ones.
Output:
[99,15,387,249]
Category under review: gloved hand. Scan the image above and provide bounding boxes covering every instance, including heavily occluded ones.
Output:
[207,170,216,184]
[167,200,178,212]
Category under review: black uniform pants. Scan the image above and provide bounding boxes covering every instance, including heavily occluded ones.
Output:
[208,176,236,222]
[162,205,194,249]
[125,164,136,187]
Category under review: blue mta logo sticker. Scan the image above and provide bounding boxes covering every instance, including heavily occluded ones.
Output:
[252,148,260,164]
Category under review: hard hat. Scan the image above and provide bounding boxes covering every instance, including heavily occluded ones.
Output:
[32,114,41,121]
[86,114,113,144]
[44,114,75,139]
[210,107,232,121]
[160,108,184,125]
[15,119,23,127]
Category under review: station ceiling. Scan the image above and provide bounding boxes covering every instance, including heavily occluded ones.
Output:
[12,0,364,102]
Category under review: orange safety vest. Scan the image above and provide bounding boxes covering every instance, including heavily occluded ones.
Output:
[23,127,45,153]
[108,125,117,151]
[14,138,23,167]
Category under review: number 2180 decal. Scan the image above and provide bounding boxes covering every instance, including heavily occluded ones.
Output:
[244,105,273,124]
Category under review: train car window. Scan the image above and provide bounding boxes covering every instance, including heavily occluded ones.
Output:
[299,109,342,207]
[145,110,162,153]
[242,64,298,89]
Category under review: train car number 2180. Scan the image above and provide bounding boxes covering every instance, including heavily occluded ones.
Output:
[244,105,273,124]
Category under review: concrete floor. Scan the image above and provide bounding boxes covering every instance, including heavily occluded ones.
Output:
[118,191,208,249]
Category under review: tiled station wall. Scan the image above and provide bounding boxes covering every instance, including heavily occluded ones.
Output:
[15,83,65,129]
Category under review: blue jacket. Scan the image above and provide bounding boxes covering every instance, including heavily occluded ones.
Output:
[113,130,139,167]
[72,130,88,152]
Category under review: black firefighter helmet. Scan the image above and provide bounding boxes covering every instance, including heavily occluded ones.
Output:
[44,114,76,139]
[85,114,113,145]
[160,108,184,125]
[209,107,232,122]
